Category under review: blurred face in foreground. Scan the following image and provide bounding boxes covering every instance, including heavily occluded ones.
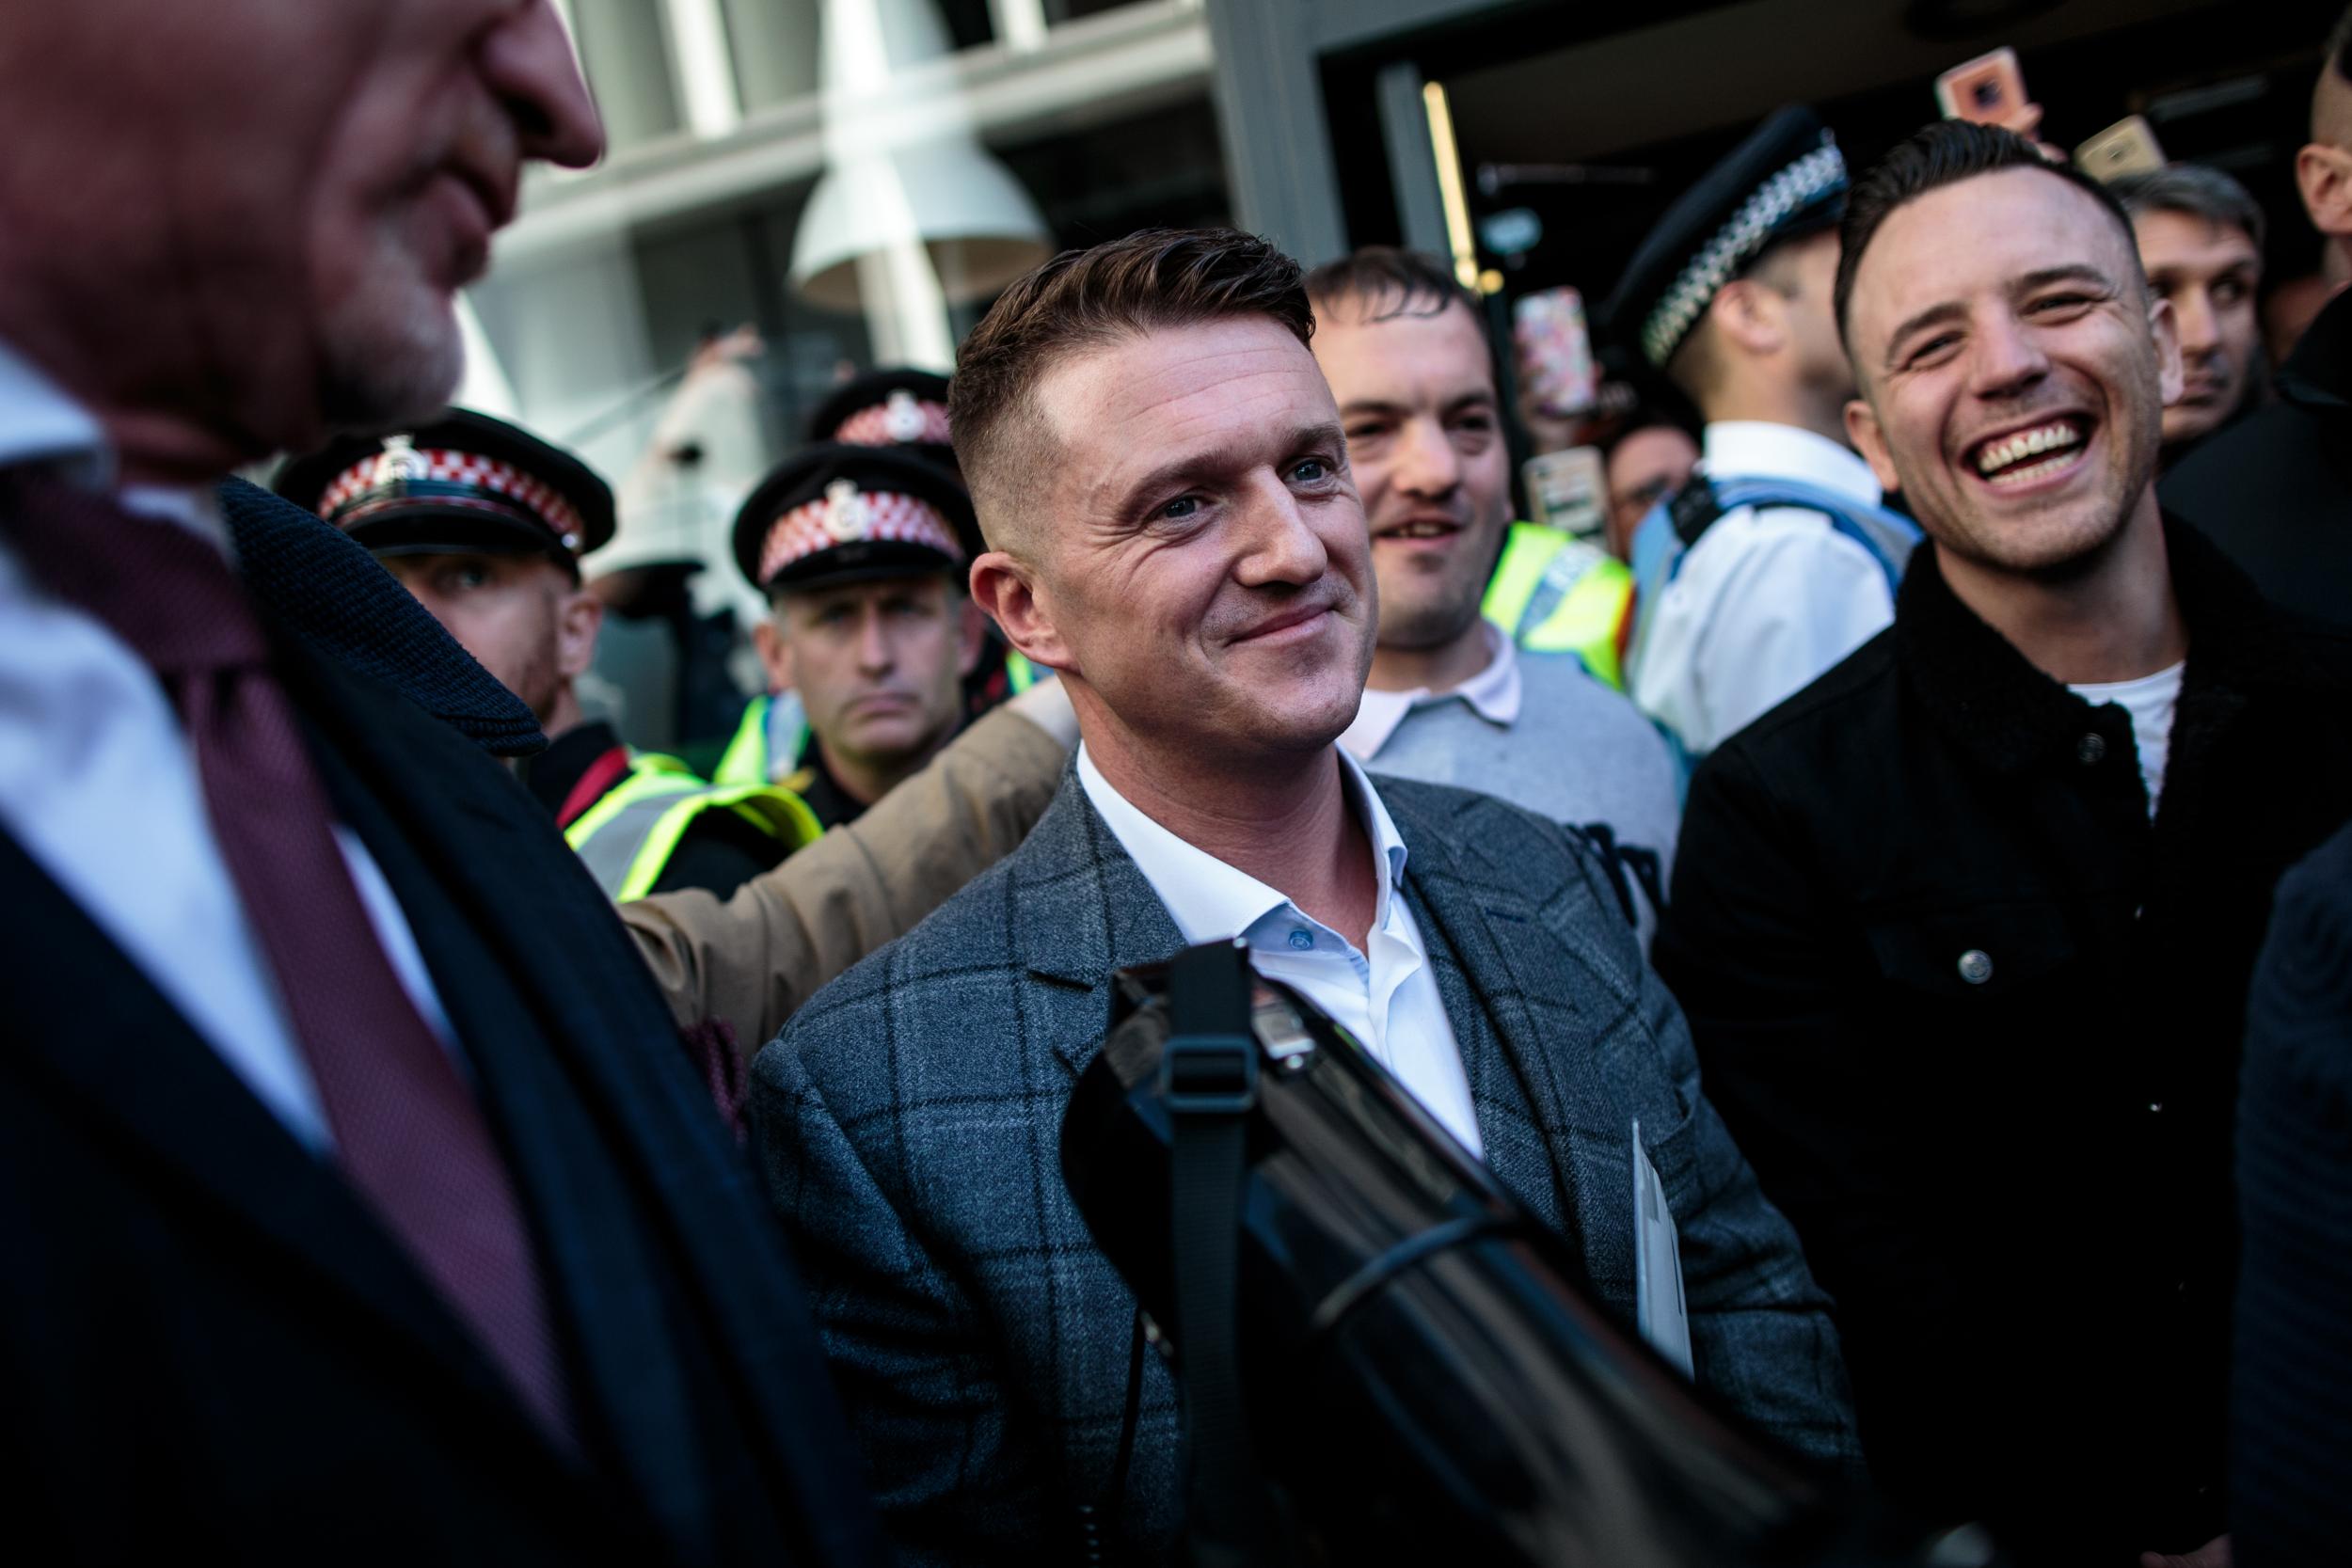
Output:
[1843,168,2180,580]
[0,1,602,467]
[976,316,1375,779]
[1311,296,1508,656]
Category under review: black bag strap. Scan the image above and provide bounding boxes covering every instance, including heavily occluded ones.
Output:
[1163,940,1265,1568]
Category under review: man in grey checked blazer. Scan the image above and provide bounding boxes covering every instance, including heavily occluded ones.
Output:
[752,229,1858,1565]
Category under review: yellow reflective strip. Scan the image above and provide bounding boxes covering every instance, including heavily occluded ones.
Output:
[1480,525,1555,634]
[562,763,704,854]
[710,696,771,788]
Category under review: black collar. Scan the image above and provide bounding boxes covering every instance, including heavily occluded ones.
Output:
[516,719,624,817]
[2277,284,2352,412]
[1895,511,2328,777]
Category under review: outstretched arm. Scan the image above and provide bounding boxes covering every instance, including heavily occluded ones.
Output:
[621,687,1074,1049]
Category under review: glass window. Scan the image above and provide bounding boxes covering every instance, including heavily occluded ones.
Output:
[569,0,685,151]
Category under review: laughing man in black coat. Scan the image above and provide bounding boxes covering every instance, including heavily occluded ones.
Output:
[1653,123,2352,1568]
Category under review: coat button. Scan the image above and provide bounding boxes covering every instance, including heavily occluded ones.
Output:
[2077,732,2106,765]
[1957,949,1994,985]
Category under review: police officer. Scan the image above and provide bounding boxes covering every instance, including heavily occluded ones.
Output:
[276,408,816,899]
[1601,105,1922,763]
[719,443,987,829]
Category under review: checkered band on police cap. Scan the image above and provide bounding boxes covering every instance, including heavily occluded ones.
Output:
[317,440,589,551]
[833,388,952,448]
[1640,136,1848,369]
[756,478,962,586]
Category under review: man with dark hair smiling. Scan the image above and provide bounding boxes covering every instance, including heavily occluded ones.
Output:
[753,227,1856,1564]
[1655,121,2352,1568]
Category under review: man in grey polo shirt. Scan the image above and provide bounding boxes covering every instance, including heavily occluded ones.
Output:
[1306,248,1681,938]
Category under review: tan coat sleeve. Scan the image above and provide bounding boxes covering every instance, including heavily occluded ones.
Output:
[618,705,1070,1051]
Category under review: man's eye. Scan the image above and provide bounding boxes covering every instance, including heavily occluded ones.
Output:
[1159,495,1201,520]
[443,564,491,592]
[2212,277,2248,307]
[1906,334,1959,367]
[1289,458,1332,484]
[1343,423,1391,445]
[2029,293,2094,315]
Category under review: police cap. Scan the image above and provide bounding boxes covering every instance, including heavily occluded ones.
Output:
[733,442,981,594]
[805,367,957,474]
[1600,105,1849,372]
[273,407,615,573]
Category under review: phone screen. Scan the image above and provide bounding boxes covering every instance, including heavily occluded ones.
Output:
[1513,288,1598,418]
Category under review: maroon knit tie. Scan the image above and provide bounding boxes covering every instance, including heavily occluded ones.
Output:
[2,473,572,1444]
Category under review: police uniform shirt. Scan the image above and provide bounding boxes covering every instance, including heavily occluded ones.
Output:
[1629,421,1895,758]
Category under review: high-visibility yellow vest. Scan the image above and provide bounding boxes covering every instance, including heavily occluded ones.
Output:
[1480,522,1634,690]
[711,695,787,790]
[564,748,819,902]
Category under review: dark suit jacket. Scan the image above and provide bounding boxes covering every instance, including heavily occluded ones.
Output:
[1655,519,2352,1564]
[2163,285,2352,631]
[2233,819,2352,1568]
[754,770,1858,1566]
[0,495,882,1565]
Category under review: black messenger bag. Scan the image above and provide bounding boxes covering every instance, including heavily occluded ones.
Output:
[1058,942,2001,1568]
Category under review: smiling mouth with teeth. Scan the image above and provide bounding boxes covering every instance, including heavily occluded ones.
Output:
[1379,520,1461,540]
[1971,419,2089,487]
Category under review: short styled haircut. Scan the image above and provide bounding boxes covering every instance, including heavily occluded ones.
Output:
[2110,164,2267,254]
[1302,246,1478,324]
[948,228,1314,546]
[1834,120,2141,346]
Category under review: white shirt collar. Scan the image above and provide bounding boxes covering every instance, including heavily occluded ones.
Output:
[0,337,221,546]
[1075,741,1410,946]
[0,338,111,488]
[1702,420,1882,509]
[1338,621,1521,761]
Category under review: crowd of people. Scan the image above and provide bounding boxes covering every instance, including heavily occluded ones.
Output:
[5,2,2351,1566]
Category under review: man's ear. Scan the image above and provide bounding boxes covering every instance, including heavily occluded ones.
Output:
[554,585,603,681]
[2147,293,2184,408]
[1844,394,1902,496]
[750,614,793,695]
[1710,277,1788,358]
[969,551,1072,674]
[2296,141,2352,241]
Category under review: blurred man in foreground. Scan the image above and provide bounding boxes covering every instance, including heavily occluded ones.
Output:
[2165,7,2352,626]
[1305,247,1680,934]
[2111,166,2267,464]
[0,3,880,1560]
[1657,120,2352,1567]
[754,228,1857,1565]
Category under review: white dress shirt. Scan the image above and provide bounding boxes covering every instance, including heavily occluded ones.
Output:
[0,340,451,1151]
[1629,421,1897,758]
[1338,621,1521,760]
[1076,743,1485,1157]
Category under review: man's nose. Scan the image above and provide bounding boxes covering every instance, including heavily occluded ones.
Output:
[482,1,606,171]
[2172,286,2220,357]
[1232,481,1331,589]
[1966,309,2050,401]
[854,607,896,673]
[1392,417,1461,499]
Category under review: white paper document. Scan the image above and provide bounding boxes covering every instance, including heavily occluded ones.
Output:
[1631,1118,1694,1377]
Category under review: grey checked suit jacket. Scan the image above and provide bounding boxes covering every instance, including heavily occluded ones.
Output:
[753,771,1858,1565]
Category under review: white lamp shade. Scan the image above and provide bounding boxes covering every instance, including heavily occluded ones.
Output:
[789,136,1053,311]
